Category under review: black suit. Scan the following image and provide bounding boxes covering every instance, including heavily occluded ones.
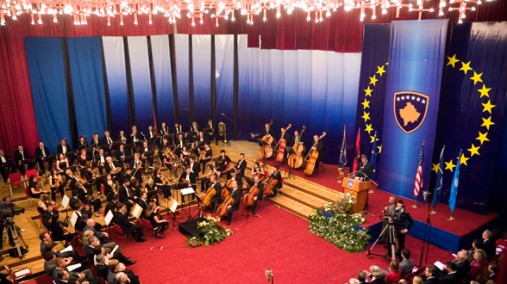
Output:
[454,260,470,280]
[358,160,373,180]
[0,154,13,181]
[56,144,72,155]
[439,272,459,284]
[252,182,265,214]
[226,188,242,224]
[119,185,135,209]
[424,277,440,284]
[483,239,496,259]
[14,149,30,173]
[113,211,144,240]
[235,159,247,179]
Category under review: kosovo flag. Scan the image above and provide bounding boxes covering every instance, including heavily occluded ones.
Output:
[448,151,461,213]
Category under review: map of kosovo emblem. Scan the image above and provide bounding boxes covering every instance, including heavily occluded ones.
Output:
[393,91,429,134]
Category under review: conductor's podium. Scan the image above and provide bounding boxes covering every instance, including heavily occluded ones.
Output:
[342,177,370,213]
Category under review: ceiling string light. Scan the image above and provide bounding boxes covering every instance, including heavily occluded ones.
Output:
[0,0,495,26]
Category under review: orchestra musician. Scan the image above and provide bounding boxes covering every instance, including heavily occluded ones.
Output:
[103,174,117,202]
[119,177,136,211]
[205,119,216,145]
[224,180,242,225]
[287,129,301,155]
[0,149,13,182]
[193,131,207,151]
[199,143,212,174]
[145,202,168,238]
[265,165,283,197]
[178,167,197,203]
[234,153,247,180]
[28,175,48,199]
[14,144,31,174]
[94,148,107,174]
[130,153,143,184]
[105,156,123,181]
[205,174,222,211]
[175,133,185,156]
[179,146,191,167]
[35,141,51,175]
[76,136,89,151]
[146,125,157,144]
[250,175,265,215]
[201,161,218,193]
[191,121,200,141]
[309,134,324,170]
[139,141,154,167]
[90,133,101,151]
[118,130,128,145]
[73,182,101,217]
[215,150,231,177]
[116,144,131,167]
[130,125,142,146]
[56,139,72,157]
[174,123,183,136]
[55,153,69,173]
[112,203,146,242]
[159,122,170,137]
[153,169,172,200]
[101,131,115,153]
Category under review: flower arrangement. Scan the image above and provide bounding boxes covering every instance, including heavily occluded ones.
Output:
[308,193,370,252]
[186,215,233,248]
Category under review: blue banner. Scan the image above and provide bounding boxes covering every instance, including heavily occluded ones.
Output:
[355,24,391,166]
[215,35,235,137]
[128,36,155,131]
[102,37,130,135]
[150,35,175,128]
[192,35,212,124]
[433,22,507,214]
[174,35,191,128]
[67,37,107,139]
[25,37,72,152]
[377,20,448,199]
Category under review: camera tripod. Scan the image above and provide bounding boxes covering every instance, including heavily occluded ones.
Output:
[367,219,397,262]
[3,218,28,260]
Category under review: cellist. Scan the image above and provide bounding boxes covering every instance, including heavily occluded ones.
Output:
[224,180,241,225]
[265,165,283,198]
[207,174,223,211]
[250,175,265,215]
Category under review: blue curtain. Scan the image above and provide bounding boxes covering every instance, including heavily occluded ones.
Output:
[128,36,155,132]
[377,19,449,199]
[174,35,191,128]
[102,37,130,135]
[25,37,72,152]
[67,37,107,139]
[192,35,212,125]
[433,22,507,213]
[150,35,175,128]
[215,35,234,130]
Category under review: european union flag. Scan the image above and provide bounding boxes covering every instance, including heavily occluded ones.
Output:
[431,145,445,208]
[370,132,378,180]
[448,150,461,213]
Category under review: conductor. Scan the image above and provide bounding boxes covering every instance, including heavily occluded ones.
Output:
[357,154,373,181]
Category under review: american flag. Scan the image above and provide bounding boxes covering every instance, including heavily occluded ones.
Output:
[413,141,424,198]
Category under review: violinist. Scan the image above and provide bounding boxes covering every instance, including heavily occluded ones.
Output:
[153,169,172,200]
[216,150,231,176]
[224,180,241,225]
[179,167,197,191]
[49,169,65,201]
[145,202,168,238]
[251,175,265,215]
[119,177,136,211]
[74,182,101,217]
[193,131,207,151]
[55,153,69,173]
[199,143,213,174]
[140,140,154,167]
[188,156,200,175]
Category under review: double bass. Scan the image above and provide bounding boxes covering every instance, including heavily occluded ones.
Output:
[259,120,275,159]
[304,132,326,176]
[287,126,306,169]
[275,124,292,164]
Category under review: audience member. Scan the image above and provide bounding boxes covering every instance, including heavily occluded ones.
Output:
[440,261,459,284]
[385,260,401,284]
[482,229,496,259]
[400,249,414,277]
[468,249,487,279]
[423,265,439,284]
[412,276,423,284]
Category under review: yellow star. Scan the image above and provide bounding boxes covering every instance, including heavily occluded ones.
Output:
[364,86,373,97]
[369,75,378,86]
[481,116,495,130]
[376,65,386,76]
[370,135,377,143]
[361,99,370,109]
[447,54,459,68]
[432,163,439,173]
[482,100,495,114]
[445,159,456,172]
[467,144,480,157]
[377,144,382,154]
[470,71,483,85]
[364,124,374,135]
[459,61,472,75]
[478,84,491,98]
[362,111,371,121]
[476,131,489,145]
[460,154,470,166]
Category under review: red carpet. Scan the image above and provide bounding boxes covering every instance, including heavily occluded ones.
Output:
[267,160,497,237]
[120,202,452,283]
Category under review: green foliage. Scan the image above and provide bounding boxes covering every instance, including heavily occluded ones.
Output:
[308,193,370,252]
[186,215,233,248]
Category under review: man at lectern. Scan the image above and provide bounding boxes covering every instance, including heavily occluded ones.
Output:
[357,154,373,181]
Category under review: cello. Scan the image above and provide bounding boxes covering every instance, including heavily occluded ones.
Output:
[275,124,292,164]
[263,175,279,197]
[201,185,217,207]
[259,120,276,159]
[304,132,326,176]
[216,194,235,217]
[243,184,259,207]
[287,126,306,169]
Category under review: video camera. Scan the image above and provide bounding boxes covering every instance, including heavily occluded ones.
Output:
[0,204,25,218]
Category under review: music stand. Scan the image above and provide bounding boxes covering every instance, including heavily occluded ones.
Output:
[166,198,180,229]
[104,210,114,236]
[180,187,195,221]
[60,195,70,223]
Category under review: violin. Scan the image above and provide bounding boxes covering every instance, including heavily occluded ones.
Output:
[243,184,259,207]
[287,126,306,169]
[275,124,292,164]
[304,132,326,176]
[263,176,278,197]
[216,194,235,217]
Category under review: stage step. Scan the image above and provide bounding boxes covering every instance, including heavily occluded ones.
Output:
[284,177,342,202]
[279,186,329,209]
[269,194,316,219]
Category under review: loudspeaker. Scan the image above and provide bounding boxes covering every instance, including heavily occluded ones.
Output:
[178,217,205,236]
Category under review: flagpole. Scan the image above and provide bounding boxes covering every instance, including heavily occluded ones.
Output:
[412,141,425,209]
[430,145,445,215]
[448,149,462,221]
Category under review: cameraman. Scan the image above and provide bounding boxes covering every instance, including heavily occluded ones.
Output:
[386,200,413,260]
[0,196,17,257]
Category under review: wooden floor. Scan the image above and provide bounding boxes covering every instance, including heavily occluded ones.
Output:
[0,140,342,281]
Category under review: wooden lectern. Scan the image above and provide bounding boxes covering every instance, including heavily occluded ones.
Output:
[342,177,370,213]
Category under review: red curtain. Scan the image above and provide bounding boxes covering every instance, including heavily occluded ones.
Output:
[0,1,506,156]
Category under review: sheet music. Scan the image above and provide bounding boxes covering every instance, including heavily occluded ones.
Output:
[111,245,119,256]
[180,187,195,195]
[70,211,78,228]
[104,210,114,226]
[434,261,445,271]
[13,268,31,277]
[67,263,81,272]
[60,245,73,253]
[169,199,179,213]
[130,203,143,219]
[61,195,69,209]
